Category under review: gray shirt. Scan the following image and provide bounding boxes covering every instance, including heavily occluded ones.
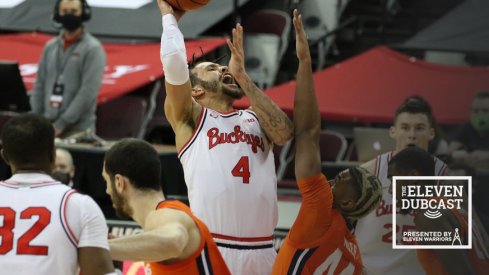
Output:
[30,30,106,133]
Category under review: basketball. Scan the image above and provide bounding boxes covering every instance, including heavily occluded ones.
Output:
[166,0,209,11]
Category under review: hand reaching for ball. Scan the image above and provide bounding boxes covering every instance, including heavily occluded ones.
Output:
[156,0,185,21]
[157,0,209,20]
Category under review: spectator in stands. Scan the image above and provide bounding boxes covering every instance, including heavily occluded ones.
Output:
[53,148,76,187]
[449,90,489,228]
[449,91,489,171]
[30,0,106,138]
[354,100,447,275]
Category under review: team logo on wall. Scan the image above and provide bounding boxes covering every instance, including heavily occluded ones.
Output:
[392,176,472,249]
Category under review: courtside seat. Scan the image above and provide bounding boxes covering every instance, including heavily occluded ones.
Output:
[96,96,148,140]
[242,9,291,89]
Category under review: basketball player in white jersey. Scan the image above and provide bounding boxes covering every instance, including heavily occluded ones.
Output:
[354,101,447,275]
[156,1,293,274]
[0,114,115,275]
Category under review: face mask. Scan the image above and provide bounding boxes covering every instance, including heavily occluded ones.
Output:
[59,14,82,31]
[52,171,71,185]
[471,113,489,134]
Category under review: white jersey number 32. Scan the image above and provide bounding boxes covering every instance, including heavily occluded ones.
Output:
[0,207,51,255]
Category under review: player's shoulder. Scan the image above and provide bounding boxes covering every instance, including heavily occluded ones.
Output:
[361,158,377,173]
[63,189,100,209]
[41,183,73,195]
[149,203,196,230]
[242,108,259,119]
[434,155,447,166]
[362,151,392,172]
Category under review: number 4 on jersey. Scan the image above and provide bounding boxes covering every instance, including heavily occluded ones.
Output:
[232,156,250,184]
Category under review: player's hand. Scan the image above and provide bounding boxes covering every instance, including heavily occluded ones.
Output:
[227,23,246,77]
[156,0,185,21]
[173,8,185,21]
[293,9,311,63]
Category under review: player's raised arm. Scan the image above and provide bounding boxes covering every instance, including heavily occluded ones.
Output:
[157,0,199,139]
[226,23,293,145]
[284,10,332,245]
[292,10,321,179]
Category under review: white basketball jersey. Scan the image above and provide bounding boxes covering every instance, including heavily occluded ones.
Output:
[0,173,109,275]
[355,151,447,275]
[179,107,278,238]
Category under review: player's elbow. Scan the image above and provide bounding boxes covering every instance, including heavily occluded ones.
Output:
[274,125,294,146]
[295,122,320,138]
[173,229,189,256]
[284,127,294,143]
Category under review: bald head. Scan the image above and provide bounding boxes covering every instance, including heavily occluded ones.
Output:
[55,148,75,175]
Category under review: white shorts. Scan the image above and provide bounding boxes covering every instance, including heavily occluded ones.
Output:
[213,234,276,275]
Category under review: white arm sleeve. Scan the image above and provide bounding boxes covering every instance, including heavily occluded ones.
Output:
[66,193,110,249]
[160,14,189,85]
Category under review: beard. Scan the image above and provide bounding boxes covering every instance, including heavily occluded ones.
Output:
[198,78,219,92]
[110,185,132,219]
[195,75,244,100]
[221,83,244,99]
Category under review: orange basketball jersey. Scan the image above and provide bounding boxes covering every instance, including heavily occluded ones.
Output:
[272,174,363,275]
[147,200,230,275]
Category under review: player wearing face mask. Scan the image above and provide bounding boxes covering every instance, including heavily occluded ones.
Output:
[30,0,106,138]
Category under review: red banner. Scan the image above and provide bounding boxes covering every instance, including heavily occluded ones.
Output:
[0,33,226,103]
[235,46,489,124]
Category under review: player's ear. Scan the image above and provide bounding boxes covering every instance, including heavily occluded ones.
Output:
[70,166,75,178]
[114,174,127,192]
[340,199,355,211]
[389,125,396,138]
[429,127,435,141]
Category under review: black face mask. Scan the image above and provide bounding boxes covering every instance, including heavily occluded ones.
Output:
[52,171,71,185]
[59,14,83,31]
